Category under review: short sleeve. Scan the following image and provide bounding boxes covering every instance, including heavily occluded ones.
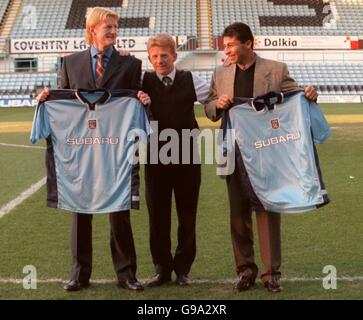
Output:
[309,101,331,144]
[127,99,150,145]
[139,102,150,139]
[29,102,51,144]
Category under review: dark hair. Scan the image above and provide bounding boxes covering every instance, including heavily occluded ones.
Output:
[222,22,254,48]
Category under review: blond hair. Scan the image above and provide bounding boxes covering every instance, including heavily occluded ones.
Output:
[85,7,120,45]
[147,33,176,54]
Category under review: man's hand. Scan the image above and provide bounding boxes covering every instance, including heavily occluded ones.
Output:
[223,56,231,67]
[216,94,232,110]
[118,50,131,56]
[137,91,151,106]
[36,87,50,102]
[304,86,318,101]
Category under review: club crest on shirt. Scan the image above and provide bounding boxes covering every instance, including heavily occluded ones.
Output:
[271,119,280,129]
[89,120,97,130]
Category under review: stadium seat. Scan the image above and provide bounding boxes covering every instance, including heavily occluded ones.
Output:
[11,0,198,39]
[288,63,363,94]
[0,73,57,96]
[211,0,363,36]
[193,70,213,85]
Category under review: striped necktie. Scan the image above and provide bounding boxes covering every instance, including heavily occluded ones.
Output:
[95,52,104,87]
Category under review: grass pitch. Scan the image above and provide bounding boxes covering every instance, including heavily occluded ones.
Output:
[0,104,362,300]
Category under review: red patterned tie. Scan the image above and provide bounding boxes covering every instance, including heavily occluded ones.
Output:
[95,52,104,87]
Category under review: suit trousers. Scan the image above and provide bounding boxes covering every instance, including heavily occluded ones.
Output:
[70,211,137,283]
[226,150,281,282]
[145,163,201,276]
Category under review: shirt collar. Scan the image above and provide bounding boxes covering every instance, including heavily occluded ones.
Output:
[90,45,113,59]
[156,68,176,82]
[237,53,257,71]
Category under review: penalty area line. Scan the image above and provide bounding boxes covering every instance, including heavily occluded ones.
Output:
[0,142,45,150]
[0,177,47,219]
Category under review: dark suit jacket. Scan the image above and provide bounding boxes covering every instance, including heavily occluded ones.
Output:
[59,47,141,90]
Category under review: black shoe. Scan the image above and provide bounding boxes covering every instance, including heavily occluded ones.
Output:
[63,280,90,292]
[264,278,282,293]
[118,279,144,291]
[233,274,255,292]
[147,274,172,287]
[176,274,191,286]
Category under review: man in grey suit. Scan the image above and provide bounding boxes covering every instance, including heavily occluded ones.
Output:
[38,7,150,292]
[205,22,318,293]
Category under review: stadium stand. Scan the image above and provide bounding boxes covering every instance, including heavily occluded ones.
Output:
[288,63,363,94]
[2,63,358,97]
[0,73,57,97]
[211,0,363,36]
[0,0,10,30]
[194,70,213,84]
[6,0,198,97]
[0,0,362,101]
[10,0,198,38]
[195,63,363,95]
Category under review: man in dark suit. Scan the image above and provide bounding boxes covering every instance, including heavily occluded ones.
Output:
[141,34,209,287]
[38,7,150,292]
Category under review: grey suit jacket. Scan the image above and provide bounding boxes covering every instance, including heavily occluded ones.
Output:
[204,55,299,121]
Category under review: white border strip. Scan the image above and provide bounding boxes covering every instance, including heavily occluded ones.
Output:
[0,142,45,150]
[0,177,46,219]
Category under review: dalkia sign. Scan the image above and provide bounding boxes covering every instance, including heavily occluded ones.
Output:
[10,36,187,54]
[254,36,357,50]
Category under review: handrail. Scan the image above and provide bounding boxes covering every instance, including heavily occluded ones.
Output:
[177,36,198,52]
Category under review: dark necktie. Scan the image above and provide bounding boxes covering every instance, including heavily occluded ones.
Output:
[162,76,172,88]
[95,52,104,87]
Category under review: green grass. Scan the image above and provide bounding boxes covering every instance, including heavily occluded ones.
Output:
[0,107,35,122]
[2,281,361,300]
[0,140,45,207]
[0,105,362,300]
[319,103,363,115]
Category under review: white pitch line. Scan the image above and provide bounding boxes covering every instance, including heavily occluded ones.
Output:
[0,177,47,219]
[1,276,363,285]
[0,142,45,150]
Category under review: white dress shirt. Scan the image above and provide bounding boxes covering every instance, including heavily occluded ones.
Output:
[143,68,210,104]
